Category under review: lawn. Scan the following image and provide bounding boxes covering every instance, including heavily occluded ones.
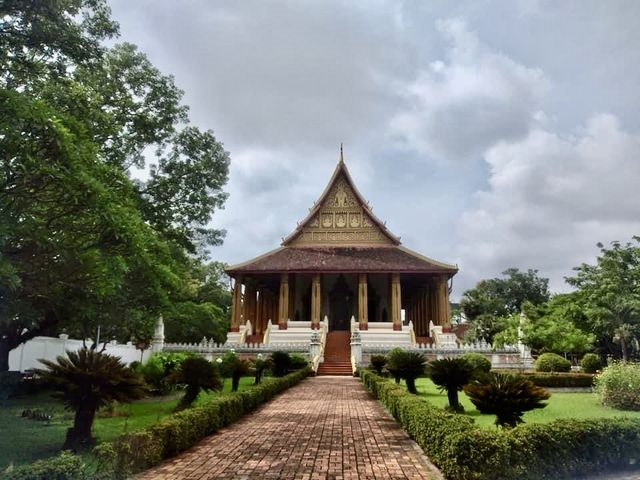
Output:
[0,376,256,469]
[413,378,640,428]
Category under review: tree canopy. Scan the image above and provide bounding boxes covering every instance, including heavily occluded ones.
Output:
[0,0,231,370]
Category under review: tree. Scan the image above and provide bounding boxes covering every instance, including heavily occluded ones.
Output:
[460,268,550,343]
[385,350,426,394]
[566,238,640,360]
[428,358,475,412]
[169,356,223,410]
[0,1,230,369]
[464,374,550,428]
[36,348,146,449]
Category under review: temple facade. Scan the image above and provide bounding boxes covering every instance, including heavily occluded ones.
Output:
[225,154,458,357]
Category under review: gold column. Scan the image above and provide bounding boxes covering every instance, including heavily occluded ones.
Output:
[437,276,450,329]
[230,276,243,332]
[358,273,368,330]
[311,274,321,330]
[278,273,289,330]
[390,273,402,331]
[243,283,257,328]
[255,288,263,334]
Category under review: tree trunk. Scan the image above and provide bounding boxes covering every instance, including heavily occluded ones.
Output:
[0,340,10,372]
[232,373,240,392]
[447,388,459,410]
[64,406,96,450]
[406,377,417,394]
[177,386,199,410]
[621,338,629,362]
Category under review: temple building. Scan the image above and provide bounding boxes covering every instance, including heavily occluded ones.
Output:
[225,151,458,366]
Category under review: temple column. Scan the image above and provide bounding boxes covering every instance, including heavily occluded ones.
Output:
[244,282,257,328]
[435,276,451,329]
[278,273,289,330]
[390,273,402,331]
[230,275,243,332]
[311,274,321,329]
[358,273,368,330]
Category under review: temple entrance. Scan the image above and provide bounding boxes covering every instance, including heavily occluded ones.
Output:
[328,274,353,331]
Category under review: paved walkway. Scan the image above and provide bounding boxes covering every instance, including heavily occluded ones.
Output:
[138,377,440,479]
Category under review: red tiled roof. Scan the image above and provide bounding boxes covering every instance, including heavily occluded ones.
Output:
[226,246,458,275]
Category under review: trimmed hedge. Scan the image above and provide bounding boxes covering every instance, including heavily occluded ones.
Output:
[1,452,83,480]
[512,372,595,388]
[94,367,311,477]
[361,370,640,479]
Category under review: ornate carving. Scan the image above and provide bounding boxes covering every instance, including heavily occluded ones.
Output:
[289,173,393,246]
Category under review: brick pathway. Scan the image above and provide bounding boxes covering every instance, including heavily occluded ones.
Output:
[138,377,441,479]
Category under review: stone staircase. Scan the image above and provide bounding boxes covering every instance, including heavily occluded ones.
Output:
[317,331,352,376]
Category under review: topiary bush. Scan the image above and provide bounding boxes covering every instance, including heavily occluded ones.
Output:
[385,348,405,384]
[595,361,640,411]
[461,352,491,377]
[385,350,426,394]
[270,351,291,377]
[289,353,309,370]
[464,373,550,428]
[168,356,223,409]
[581,353,602,373]
[369,355,386,375]
[428,357,475,412]
[535,352,571,373]
[1,451,84,480]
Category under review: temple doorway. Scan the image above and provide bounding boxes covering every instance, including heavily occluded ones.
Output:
[328,274,353,331]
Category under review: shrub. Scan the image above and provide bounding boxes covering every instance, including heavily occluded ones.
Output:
[581,353,602,373]
[270,351,291,377]
[385,350,426,394]
[369,355,386,375]
[289,353,309,370]
[36,348,147,450]
[506,372,594,388]
[95,368,311,477]
[360,370,640,480]
[217,351,251,392]
[595,362,640,411]
[535,352,571,372]
[428,357,474,412]
[252,354,268,385]
[138,352,194,394]
[385,348,405,384]
[461,352,491,376]
[0,371,23,400]
[464,373,550,428]
[2,451,83,480]
[168,357,223,409]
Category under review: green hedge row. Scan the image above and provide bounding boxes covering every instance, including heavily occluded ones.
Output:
[511,372,595,388]
[95,367,311,477]
[361,370,640,480]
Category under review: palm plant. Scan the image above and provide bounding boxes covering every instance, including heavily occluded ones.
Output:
[385,348,405,384]
[369,355,386,375]
[464,373,550,428]
[170,356,223,409]
[385,349,426,393]
[428,357,475,412]
[36,348,147,449]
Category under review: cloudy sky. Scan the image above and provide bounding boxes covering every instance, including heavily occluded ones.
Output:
[110,0,640,298]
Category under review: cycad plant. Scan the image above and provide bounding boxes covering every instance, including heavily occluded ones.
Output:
[169,356,223,410]
[428,357,475,412]
[385,350,426,394]
[36,348,147,450]
[464,373,550,427]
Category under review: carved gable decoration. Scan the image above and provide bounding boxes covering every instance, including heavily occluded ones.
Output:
[285,170,398,246]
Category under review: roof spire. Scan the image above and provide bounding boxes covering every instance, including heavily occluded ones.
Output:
[339,143,344,164]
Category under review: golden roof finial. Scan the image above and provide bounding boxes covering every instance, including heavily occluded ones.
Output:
[339,143,344,164]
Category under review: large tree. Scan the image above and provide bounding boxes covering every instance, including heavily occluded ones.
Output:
[0,0,230,370]
[566,238,640,360]
[460,268,550,343]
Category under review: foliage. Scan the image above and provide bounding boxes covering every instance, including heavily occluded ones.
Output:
[464,373,550,428]
[566,238,640,360]
[0,0,230,371]
[535,353,571,373]
[35,348,146,450]
[289,354,309,370]
[270,351,291,377]
[428,358,475,412]
[361,370,640,480]
[94,368,311,478]
[460,268,550,343]
[137,352,194,395]
[369,355,387,375]
[595,362,640,411]
[1,451,84,480]
[216,351,250,392]
[385,348,406,384]
[0,371,22,400]
[252,354,268,385]
[460,352,491,377]
[168,357,223,410]
[581,353,602,373]
[385,350,426,394]
[499,372,595,388]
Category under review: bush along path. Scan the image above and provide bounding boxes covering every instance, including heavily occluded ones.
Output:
[136,376,441,480]
[360,370,640,480]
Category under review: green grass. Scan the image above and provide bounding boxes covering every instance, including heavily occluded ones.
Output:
[413,378,640,428]
[0,376,256,469]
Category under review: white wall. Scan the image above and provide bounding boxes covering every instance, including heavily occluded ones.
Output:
[8,335,153,372]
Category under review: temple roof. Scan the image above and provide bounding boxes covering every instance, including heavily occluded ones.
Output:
[226,151,458,277]
[226,246,458,274]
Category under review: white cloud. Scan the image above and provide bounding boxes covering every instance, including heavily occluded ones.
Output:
[457,113,640,292]
[390,18,549,162]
